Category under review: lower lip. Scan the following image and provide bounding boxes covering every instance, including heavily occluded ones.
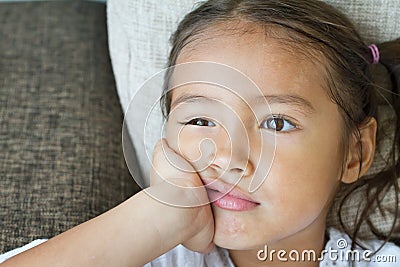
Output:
[207,189,259,211]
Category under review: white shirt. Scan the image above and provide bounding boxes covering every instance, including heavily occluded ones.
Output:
[1,228,399,266]
[144,228,400,266]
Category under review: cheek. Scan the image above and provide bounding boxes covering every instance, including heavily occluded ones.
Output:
[166,124,205,162]
[180,132,203,161]
[261,129,343,219]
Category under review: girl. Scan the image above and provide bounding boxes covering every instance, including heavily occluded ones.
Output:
[1,0,400,266]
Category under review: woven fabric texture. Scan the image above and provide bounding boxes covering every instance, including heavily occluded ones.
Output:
[0,1,139,253]
[326,0,399,43]
[108,0,400,240]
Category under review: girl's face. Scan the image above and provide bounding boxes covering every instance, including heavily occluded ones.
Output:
[166,26,344,250]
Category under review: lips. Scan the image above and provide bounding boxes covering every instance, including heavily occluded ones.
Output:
[202,178,260,211]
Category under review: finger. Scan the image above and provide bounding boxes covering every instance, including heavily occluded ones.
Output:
[151,138,166,164]
[150,139,167,185]
[157,139,197,178]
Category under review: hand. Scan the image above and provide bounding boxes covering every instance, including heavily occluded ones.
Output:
[0,140,214,267]
[147,139,215,253]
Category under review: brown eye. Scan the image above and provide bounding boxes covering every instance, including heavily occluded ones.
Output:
[262,116,296,132]
[186,118,216,127]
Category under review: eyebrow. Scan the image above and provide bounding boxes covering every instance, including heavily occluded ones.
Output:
[259,94,315,115]
[171,93,315,115]
[171,94,220,108]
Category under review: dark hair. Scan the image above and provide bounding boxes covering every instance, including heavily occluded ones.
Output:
[162,0,400,257]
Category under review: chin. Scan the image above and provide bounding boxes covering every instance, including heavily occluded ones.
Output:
[211,206,265,250]
[212,221,263,250]
[213,235,247,250]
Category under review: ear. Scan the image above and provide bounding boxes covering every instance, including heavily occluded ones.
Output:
[341,117,377,184]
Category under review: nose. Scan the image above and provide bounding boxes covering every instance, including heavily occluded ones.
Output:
[209,125,255,180]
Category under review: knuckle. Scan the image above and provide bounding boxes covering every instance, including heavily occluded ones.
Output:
[152,140,166,162]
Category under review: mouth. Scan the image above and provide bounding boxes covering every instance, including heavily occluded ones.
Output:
[202,178,260,211]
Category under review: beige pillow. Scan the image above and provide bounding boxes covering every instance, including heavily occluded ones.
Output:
[107,0,400,239]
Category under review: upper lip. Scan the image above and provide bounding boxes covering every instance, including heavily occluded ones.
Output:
[201,177,260,204]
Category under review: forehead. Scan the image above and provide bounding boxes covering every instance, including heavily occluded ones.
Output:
[173,23,329,105]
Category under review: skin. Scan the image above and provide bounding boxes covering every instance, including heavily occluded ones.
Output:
[1,23,377,267]
[165,23,377,266]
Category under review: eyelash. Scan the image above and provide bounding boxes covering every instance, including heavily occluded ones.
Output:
[183,115,298,132]
[184,118,216,127]
[261,115,297,132]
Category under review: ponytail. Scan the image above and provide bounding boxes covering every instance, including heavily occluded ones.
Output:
[340,38,400,250]
[379,39,400,96]
[375,38,400,243]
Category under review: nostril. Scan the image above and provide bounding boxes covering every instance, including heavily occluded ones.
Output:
[232,167,245,173]
[211,164,245,174]
[210,163,223,171]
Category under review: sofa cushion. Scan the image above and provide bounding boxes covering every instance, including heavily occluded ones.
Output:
[0,1,140,253]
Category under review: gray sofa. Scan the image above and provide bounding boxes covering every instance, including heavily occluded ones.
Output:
[0,1,140,253]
